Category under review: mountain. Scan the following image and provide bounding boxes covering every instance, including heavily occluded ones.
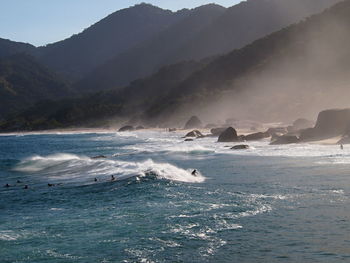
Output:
[143,0,350,124]
[0,58,209,131]
[36,3,190,80]
[173,0,341,61]
[74,0,339,92]
[0,54,70,120]
[74,4,226,92]
[0,38,35,58]
[2,0,349,131]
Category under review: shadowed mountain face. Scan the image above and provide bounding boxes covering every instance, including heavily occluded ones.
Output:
[0,38,35,58]
[0,0,348,130]
[173,0,341,61]
[2,0,350,131]
[73,0,339,93]
[36,3,190,80]
[74,4,226,92]
[0,54,70,120]
[143,0,350,125]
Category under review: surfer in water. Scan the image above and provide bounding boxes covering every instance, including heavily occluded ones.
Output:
[111,175,116,181]
[191,170,198,176]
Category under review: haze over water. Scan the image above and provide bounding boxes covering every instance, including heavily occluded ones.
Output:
[1,130,350,262]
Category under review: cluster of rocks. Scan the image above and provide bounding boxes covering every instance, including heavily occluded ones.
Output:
[118,125,145,132]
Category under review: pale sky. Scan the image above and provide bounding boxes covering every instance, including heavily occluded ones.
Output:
[0,0,241,47]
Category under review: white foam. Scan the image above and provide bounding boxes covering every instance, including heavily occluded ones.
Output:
[0,230,21,241]
[14,154,205,184]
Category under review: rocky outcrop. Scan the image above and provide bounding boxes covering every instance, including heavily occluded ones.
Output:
[210,127,228,136]
[231,144,249,150]
[300,109,350,141]
[218,127,239,142]
[270,135,300,145]
[185,130,203,138]
[118,125,134,132]
[244,132,270,141]
[184,116,202,129]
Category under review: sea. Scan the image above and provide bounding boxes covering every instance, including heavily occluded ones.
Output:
[1,130,350,263]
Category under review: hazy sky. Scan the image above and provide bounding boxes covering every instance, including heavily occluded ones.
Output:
[0,0,241,47]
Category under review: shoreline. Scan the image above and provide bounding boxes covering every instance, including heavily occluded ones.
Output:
[0,127,343,146]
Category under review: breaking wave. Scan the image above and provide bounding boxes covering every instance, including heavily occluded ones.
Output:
[14,153,205,184]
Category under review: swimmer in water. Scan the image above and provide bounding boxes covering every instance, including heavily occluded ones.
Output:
[4,183,10,188]
[94,178,98,182]
[23,185,28,189]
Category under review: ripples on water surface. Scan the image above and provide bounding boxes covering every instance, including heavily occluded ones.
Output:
[1,130,350,262]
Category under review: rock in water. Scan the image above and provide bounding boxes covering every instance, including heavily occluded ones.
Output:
[300,109,350,141]
[244,132,270,141]
[185,130,203,138]
[270,135,300,145]
[231,145,249,150]
[210,127,228,136]
[118,125,134,132]
[184,116,202,129]
[218,127,239,142]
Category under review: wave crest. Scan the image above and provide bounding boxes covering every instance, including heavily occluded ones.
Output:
[14,153,205,184]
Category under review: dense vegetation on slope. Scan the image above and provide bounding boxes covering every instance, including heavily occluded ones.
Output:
[0,54,70,120]
[0,59,208,131]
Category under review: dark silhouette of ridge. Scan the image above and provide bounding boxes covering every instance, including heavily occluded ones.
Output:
[36,3,190,80]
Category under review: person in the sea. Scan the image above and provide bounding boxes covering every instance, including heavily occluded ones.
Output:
[17,180,22,184]
[48,183,55,187]
[23,185,28,189]
[341,144,344,150]
[94,178,98,182]
[191,170,198,176]
[4,183,10,188]
[111,175,116,181]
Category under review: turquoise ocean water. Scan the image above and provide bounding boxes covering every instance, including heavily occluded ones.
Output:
[1,130,350,262]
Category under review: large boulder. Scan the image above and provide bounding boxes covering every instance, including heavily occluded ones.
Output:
[270,135,300,145]
[118,125,134,132]
[244,132,270,141]
[210,127,228,136]
[218,127,239,142]
[231,144,249,150]
[184,116,202,129]
[300,109,350,141]
[185,130,203,138]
